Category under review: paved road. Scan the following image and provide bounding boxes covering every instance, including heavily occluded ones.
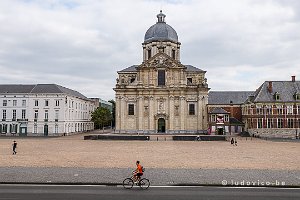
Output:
[1,167,299,186]
[0,184,299,200]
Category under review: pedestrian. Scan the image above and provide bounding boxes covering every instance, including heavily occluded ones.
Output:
[235,138,237,146]
[230,138,234,146]
[12,141,17,155]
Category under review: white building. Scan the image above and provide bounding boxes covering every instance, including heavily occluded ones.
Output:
[0,84,96,136]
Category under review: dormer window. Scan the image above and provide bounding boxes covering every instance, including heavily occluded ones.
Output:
[294,93,300,100]
[274,92,280,100]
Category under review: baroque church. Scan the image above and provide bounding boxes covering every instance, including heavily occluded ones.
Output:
[114,11,209,134]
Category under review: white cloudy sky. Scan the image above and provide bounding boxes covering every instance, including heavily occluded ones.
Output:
[0,0,299,100]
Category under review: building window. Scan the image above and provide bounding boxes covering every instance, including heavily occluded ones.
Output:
[22,110,26,119]
[287,105,293,115]
[225,115,229,122]
[55,100,59,107]
[55,124,59,133]
[3,100,7,106]
[287,119,294,128]
[274,92,280,100]
[172,49,176,59]
[55,110,59,120]
[45,100,49,107]
[277,105,283,115]
[2,110,6,120]
[35,100,39,107]
[34,110,38,119]
[147,49,151,59]
[257,118,263,128]
[211,115,216,122]
[13,100,17,106]
[45,110,48,120]
[34,124,37,134]
[189,104,195,115]
[298,105,300,114]
[128,104,134,115]
[256,107,263,115]
[277,118,284,128]
[187,78,192,85]
[267,118,273,128]
[22,100,26,107]
[265,105,272,115]
[158,70,166,86]
[294,93,300,100]
[12,110,16,120]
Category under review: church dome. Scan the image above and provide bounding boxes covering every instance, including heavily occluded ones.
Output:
[144,11,178,43]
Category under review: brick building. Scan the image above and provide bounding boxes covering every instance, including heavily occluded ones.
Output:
[207,91,253,135]
[243,76,300,138]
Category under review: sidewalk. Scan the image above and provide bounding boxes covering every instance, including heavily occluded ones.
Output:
[0,167,299,187]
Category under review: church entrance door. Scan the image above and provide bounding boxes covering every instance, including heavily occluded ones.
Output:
[158,118,166,133]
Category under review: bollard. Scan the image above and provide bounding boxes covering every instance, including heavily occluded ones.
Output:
[157,137,158,141]
[165,137,166,141]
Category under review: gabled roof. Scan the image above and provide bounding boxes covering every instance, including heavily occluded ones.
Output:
[0,84,88,100]
[230,117,244,125]
[208,91,254,105]
[209,107,229,114]
[251,81,300,103]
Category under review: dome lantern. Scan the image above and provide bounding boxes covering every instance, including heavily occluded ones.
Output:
[157,10,166,23]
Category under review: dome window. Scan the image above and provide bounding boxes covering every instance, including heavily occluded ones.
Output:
[172,49,176,59]
[147,49,151,59]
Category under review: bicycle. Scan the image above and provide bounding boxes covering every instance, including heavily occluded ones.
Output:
[122,171,150,189]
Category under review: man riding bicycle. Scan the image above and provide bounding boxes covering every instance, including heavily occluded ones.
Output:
[133,161,143,182]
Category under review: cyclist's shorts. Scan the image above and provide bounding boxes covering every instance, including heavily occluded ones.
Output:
[137,173,143,177]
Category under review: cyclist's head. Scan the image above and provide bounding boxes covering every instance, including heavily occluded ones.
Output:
[136,161,140,165]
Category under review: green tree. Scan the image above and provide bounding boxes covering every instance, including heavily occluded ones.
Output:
[108,99,115,128]
[91,107,112,130]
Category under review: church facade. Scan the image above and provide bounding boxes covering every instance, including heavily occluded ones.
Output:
[114,11,209,134]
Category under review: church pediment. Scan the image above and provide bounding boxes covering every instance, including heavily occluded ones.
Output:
[139,52,185,69]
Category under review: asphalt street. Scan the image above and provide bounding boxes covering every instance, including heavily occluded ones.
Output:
[0,184,299,200]
[1,167,299,186]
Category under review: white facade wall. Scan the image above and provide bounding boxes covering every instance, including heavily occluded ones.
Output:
[0,93,95,136]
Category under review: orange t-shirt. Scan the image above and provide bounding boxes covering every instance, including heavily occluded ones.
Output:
[137,164,143,173]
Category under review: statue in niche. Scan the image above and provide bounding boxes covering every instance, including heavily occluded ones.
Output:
[159,101,164,111]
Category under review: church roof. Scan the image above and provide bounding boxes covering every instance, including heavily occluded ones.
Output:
[144,11,178,43]
[208,91,254,105]
[118,64,204,73]
[0,84,89,100]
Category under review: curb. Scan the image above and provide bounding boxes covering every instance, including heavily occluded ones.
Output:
[1,182,300,188]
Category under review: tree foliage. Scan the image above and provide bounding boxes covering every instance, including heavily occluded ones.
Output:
[108,99,115,128]
[91,107,112,129]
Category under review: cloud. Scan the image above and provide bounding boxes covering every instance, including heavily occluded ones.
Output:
[0,0,299,100]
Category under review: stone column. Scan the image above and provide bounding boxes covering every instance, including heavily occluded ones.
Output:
[121,96,126,132]
[138,95,144,133]
[197,95,202,131]
[169,95,174,133]
[180,96,185,132]
[149,96,155,133]
[115,95,121,132]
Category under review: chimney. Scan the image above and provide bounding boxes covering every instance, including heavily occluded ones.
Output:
[268,81,273,93]
[292,75,296,82]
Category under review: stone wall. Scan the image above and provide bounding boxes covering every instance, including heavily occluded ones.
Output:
[248,128,299,139]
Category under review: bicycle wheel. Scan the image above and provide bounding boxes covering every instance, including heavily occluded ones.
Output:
[139,178,150,189]
[123,178,134,189]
